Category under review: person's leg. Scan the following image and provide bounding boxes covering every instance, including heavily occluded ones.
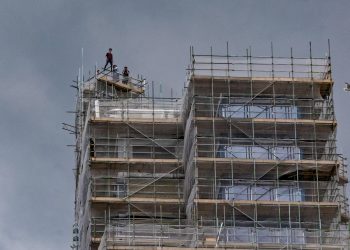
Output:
[108,60,113,71]
[104,60,109,70]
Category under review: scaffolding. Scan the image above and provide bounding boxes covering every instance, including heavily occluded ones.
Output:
[72,45,349,250]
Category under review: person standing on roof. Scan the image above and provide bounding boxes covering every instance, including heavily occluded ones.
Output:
[122,66,130,84]
[104,48,113,71]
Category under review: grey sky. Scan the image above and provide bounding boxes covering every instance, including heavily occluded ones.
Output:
[0,0,349,249]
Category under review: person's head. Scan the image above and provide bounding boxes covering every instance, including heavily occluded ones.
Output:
[109,48,112,52]
[113,64,117,68]
[97,70,100,74]
[124,66,127,69]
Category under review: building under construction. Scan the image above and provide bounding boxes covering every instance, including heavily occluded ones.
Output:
[71,45,349,249]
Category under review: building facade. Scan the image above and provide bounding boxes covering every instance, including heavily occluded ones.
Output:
[72,47,349,249]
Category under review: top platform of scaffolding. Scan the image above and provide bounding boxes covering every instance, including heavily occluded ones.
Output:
[82,69,145,95]
[184,48,334,102]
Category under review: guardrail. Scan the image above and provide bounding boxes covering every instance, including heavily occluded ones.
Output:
[91,177,183,199]
[92,98,182,120]
[99,223,348,248]
[192,96,335,120]
[189,54,331,80]
[195,138,338,161]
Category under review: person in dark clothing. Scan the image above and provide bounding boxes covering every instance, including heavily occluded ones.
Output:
[122,66,130,84]
[104,48,113,71]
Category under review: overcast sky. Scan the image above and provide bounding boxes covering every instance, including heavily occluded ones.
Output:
[0,1,350,249]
